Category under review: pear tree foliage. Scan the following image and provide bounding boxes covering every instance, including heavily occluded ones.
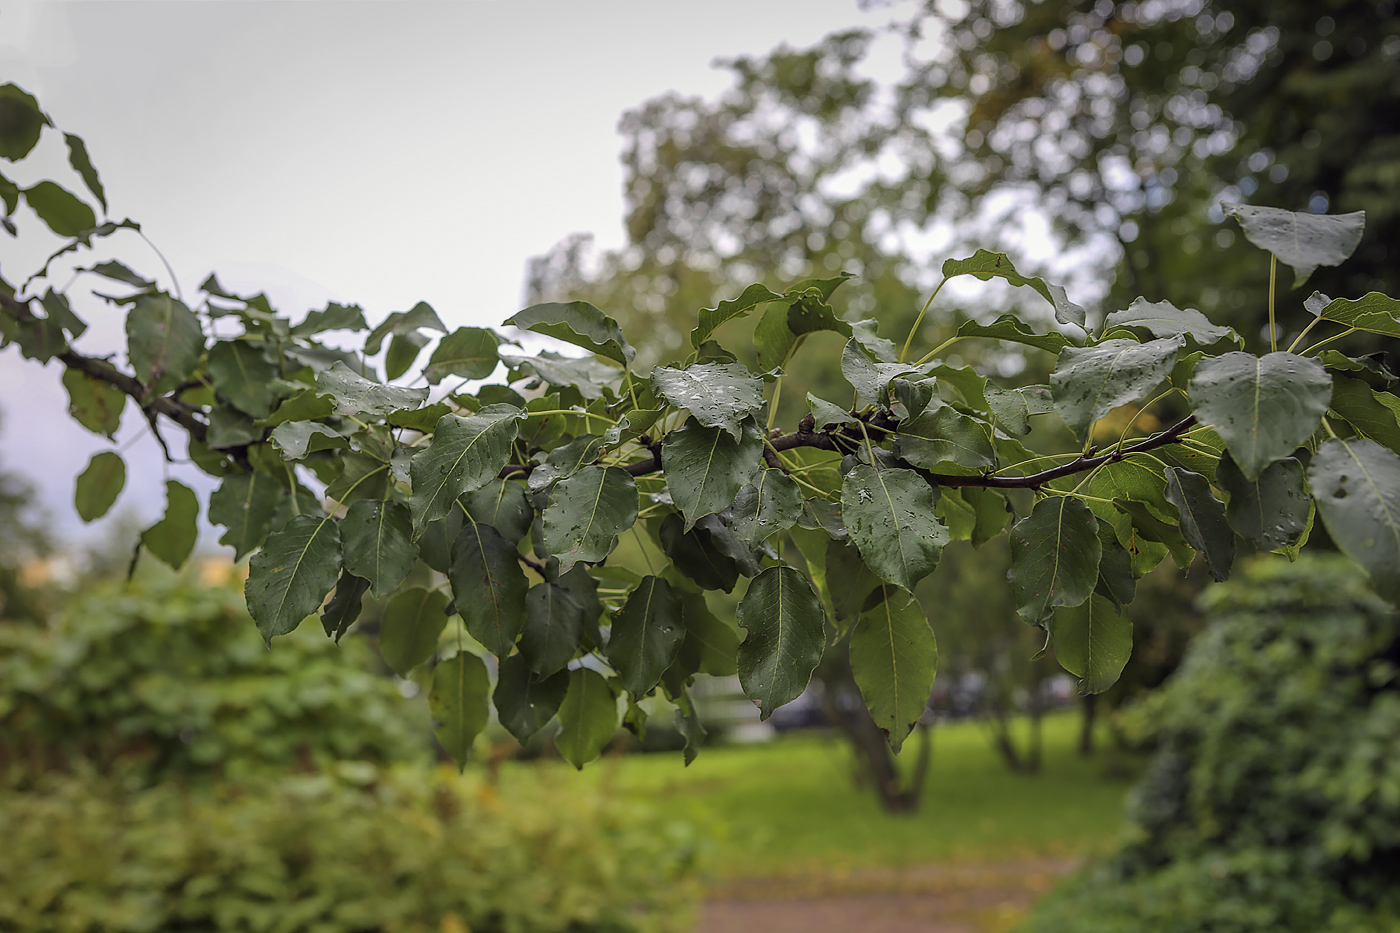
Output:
[5,84,1400,768]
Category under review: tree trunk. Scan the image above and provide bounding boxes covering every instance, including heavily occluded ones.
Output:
[815,662,929,813]
[1078,692,1098,757]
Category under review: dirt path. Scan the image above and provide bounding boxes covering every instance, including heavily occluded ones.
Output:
[696,858,1077,933]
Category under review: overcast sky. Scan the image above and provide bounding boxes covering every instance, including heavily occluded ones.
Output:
[1,0,902,546]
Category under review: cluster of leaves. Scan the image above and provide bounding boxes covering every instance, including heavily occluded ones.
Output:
[4,84,1400,770]
[1023,555,1400,932]
[0,763,697,933]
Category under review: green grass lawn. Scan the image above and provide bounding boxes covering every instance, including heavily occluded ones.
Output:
[508,711,1139,881]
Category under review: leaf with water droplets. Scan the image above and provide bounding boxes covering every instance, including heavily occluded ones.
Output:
[841,464,947,591]
[652,363,764,439]
[1008,496,1101,624]
[408,405,526,537]
[606,575,684,698]
[1215,452,1309,552]
[1164,467,1234,582]
[850,586,937,753]
[1308,438,1400,602]
[1051,337,1182,442]
[736,566,826,721]
[1222,201,1364,288]
[493,654,570,744]
[541,465,638,572]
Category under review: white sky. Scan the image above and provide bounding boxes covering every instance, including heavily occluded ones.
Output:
[0,0,899,545]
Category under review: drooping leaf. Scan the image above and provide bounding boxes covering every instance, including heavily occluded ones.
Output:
[378,586,450,676]
[1103,297,1237,346]
[1308,438,1400,601]
[942,250,1085,327]
[954,314,1074,355]
[519,580,588,677]
[208,472,283,560]
[125,293,205,394]
[651,363,764,439]
[408,405,525,536]
[257,388,335,427]
[662,417,764,530]
[1054,593,1132,694]
[606,575,685,697]
[270,421,347,460]
[316,361,428,418]
[424,326,499,384]
[384,330,429,381]
[62,133,105,211]
[824,539,882,625]
[506,301,635,366]
[462,479,533,543]
[556,668,618,769]
[364,301,446,354]
[1051,337,1182,441]
[674,688,707,766]
[324,451,390,505]
[74,450,125,522]
[895,405,996,470]
[0,83,48,160]
[1216,452,1310,552]
[1329,377,1400,450]
[1316,292,1400,339]
[1164,467,1234,582]
[39,289,85,338]
[1008,496,1101,624]
[84,260,154,289]
[1086,456,1174,523]
[1222,201,1365,287]
[23,181,95,236]
[140,480,198,570]
[657,513,738,593]
[540,465,637,572]
[850,586,937,753]
[841,463,947,591]
[321,571,370,641]
[290,302,367,336]
[340,499,416,598]
[430,650,490,770]
[691,282,786,347]
[1189,351,1332,480]
[62,367,124,438]
[721,468,802,544]
[1095,520,1137,608]
[206,341,277,418]
[493,654,569,744]
[206,405,261,449]
[447,520,529,657]
[674,589,740,677]
[245,513,342,643]
[736,565,826,721]
[499,351,623,400]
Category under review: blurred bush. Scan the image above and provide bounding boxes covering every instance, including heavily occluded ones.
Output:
[1022,555,1400,932]
[0,763,697,933]
[0,571,427,783]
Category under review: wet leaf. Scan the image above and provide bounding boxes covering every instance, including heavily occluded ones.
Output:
[850,586,937,753]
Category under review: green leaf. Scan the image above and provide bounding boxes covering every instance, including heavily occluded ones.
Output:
[721,468,802,544]
[1054,593,1131,694]
[1051,337,1182,441]
[74,450,125,522]
[424,326,499,384]
[340,499,415,598]
[1008,496,1101,624]
[125,293,205,394]
[321,571,369,641]
[40,288,85,338]
[942,250,1085,327]
[364,301,446,354]
[0,83,48,160]
[674,688,707,766]
[527,434,607,492]
[291,302,367,336]
[662,417,764,530]
[674,589,740,677]
[1103,297,1237,345]
[607,575,685,697]
[462,479,533,543]
[1316,292,1400,339]
[1189,351,1332,480]
[1222,201,1365,287]
[1216,452,1310,552]
[257,388,335,427]
[519,580,588,676]
[1095,520,1136,608]
[62,367,124,438]
[316,361,428,418]
[1330,377,1400,450]
[556,668,618,769]
[384,330,429,381]
[540,465,638,572]
[1164,467,1234,582]
[808,393,856,428]
[500,350,623,400]
[736,566,826,721]
[657,512,739,593]
[245,513,342,643]
[22,181,94,236]
[208,472,283,560]
[270,421,347,460]
[0,169,15,215]
[85,260,154,289]
[841,464,947,591]
[895,405,996,470]
[652,363,764,439]
[852,318,899,362]
[824,539,882,625]
[408,405,525,537]
[954,314,1074,355]
[324,451,389,505]
[850,586,937,753]
[1087,456,1175,523]
[493,654,569,744]
[448,520,529,657]
[206,341,277,418]
[841,340,919,408]
[754,300,799,372]
[1308,438,1400,601]
[691,282,786,348]
[506,301,634,366]
[63,133,105,211]
[430,650,490,770]
[379,586,450,676]
[140,480,198,570]
[206,405,260,449]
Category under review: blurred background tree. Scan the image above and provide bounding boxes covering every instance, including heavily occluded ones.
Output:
[0,412,51,623]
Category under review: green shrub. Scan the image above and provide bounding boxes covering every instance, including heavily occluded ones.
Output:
[0,763,697,933]
[1022,555,1400,933]
[0,571,427,784]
